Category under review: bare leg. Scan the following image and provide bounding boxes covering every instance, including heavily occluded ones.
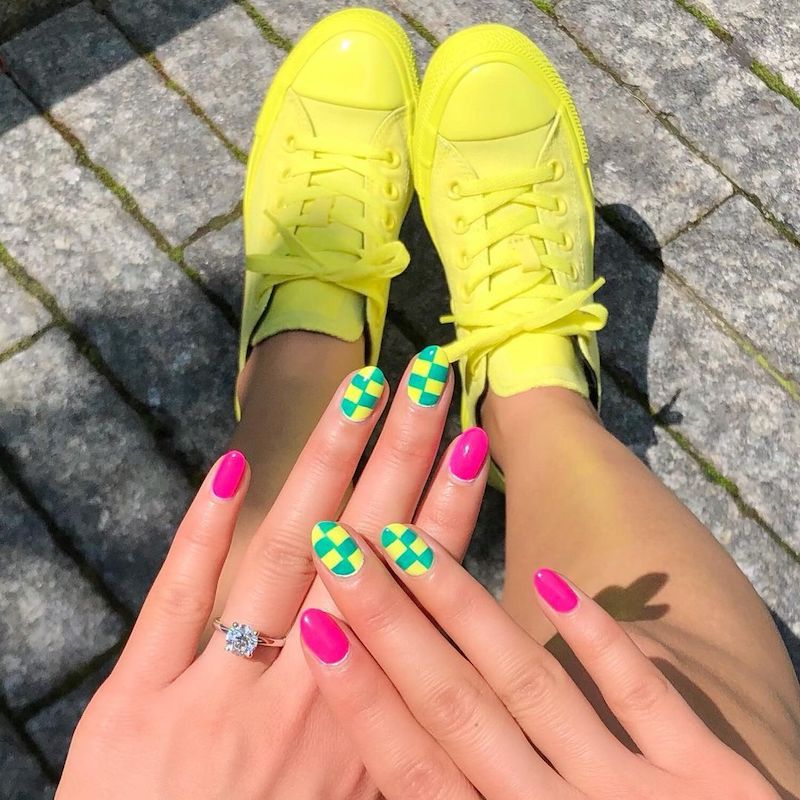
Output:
[484,387,800,798]
[208,331,363,624]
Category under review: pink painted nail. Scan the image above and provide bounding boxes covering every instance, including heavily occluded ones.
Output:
[301,609,350,665]
[449,427,489,481]
[534,568,579,613]
[211,450,246,499]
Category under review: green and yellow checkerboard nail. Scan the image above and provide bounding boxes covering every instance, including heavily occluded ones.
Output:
[341,366,385,421]
[407,345,449,407]
[381,523,434,576]
[312,521,364,576]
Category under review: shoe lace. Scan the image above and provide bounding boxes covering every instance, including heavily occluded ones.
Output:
[441,159,607,372]
[246,133,409,301]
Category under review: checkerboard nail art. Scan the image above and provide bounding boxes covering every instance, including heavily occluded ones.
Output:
[341,366,385,421]
[312,521,364,577]
[381,523,434,576]
[407,345,449,407]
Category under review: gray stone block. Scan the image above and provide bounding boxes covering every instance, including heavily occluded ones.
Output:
[0,75,236,469]
[184,218,243,316]
[597,218,800,551]
[26,659,113,774]
[557,0,800,238]
[0,269,49,352]
[109,0,283,152]
[394,0,731,249]
[1,2,243,243]
[252,0,435,71]
[0,474,124,709]
[664,194,800,385]
[602,375,800,663]
[0,716,53,800]
[0,330,193,609]
[701,0,800,95]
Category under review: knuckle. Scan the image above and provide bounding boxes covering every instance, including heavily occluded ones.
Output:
[498,655,565,714]
[392,757,457,800]
[357,589,405,637]
[256,529,315,582]
[154,574,212,622]
[424,678,486,741]
[436,584,481,629]
[385,417,432,467]
[582,616,626,659]
[613,672,672,716]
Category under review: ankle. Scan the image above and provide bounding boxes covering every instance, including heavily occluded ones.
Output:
[481,386,599,471]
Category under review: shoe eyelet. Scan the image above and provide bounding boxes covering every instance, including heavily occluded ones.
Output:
[549,159,564,181]
[280,166,292,182]
[382,210,396,230]
[452,216,468,234]
[458,251,470,269]
[383,181,399,200]
[284,134,297,152]
[384,149,401,169]
[570,263,579,280]
[561,232,574,252]
[448,181,462,199]
[554,197,567,216]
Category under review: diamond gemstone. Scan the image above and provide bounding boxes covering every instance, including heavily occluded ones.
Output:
[224,622,259,657]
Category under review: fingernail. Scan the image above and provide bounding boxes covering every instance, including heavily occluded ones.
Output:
[407,345,449,407]
[341,366,385,422]
[211,450,247,499]
[534,568,579,613]
[381,523,434,576]
[301,609,350,665]
[312,521,364,577]
[449,427,489,481]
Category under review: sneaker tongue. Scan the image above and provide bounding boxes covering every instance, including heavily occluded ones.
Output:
[295,97,388,261]
[453,123,588,398]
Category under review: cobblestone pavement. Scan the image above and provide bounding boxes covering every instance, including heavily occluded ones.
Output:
[1,0,799,793]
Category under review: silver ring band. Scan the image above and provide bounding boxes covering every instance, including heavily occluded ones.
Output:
[213,618,287,657]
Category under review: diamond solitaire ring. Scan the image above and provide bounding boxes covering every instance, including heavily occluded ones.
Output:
[213,618,287,658]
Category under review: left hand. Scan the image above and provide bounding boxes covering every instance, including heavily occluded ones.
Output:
[301,522,781,800]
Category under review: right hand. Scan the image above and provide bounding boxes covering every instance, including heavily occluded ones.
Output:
[56,354,489,799]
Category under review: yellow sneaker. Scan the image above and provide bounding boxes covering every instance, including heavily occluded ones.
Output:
[412,24,608,489]
[240,9,418,414]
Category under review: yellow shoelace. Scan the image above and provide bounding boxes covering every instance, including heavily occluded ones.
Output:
[247,133,410,301]
[441,161,607,370]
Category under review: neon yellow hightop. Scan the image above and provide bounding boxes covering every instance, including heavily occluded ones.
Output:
[239,9,419,414]
[412,24,608,488]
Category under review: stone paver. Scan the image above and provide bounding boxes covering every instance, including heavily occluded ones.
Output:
[1,2,243,243]
[109,0,282,152]
[701,0,800,95]
[0,716,53,800]
[664,194,800,386]
[0,75,235,468]
[0,474,123,709]
[394,0,732,249]
[0,269,50,352]
[0,330,192,609]
[597,218,800,551]
[557,0,800,239]
[26,660,113,774]
[602,375,800,659]
[184,219,244,315]
[253,0,435,70]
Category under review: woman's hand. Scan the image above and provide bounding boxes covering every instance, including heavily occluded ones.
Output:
[301,522,782,800]
[56,355,490,799]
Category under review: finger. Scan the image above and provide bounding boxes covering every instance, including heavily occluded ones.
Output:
[212,367,388,672]
[379,526,638,790]
[310,522,571,800]
[116,451,249,687]
[533,568,716,770]
[341,345,453,539]
[299,608,479,800]
[414,427,489,559]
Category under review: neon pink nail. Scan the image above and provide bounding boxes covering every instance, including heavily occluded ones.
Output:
[449,427,489,481]
[211,450,246,499]
[301,609,350,665]
[534,569,578,613]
